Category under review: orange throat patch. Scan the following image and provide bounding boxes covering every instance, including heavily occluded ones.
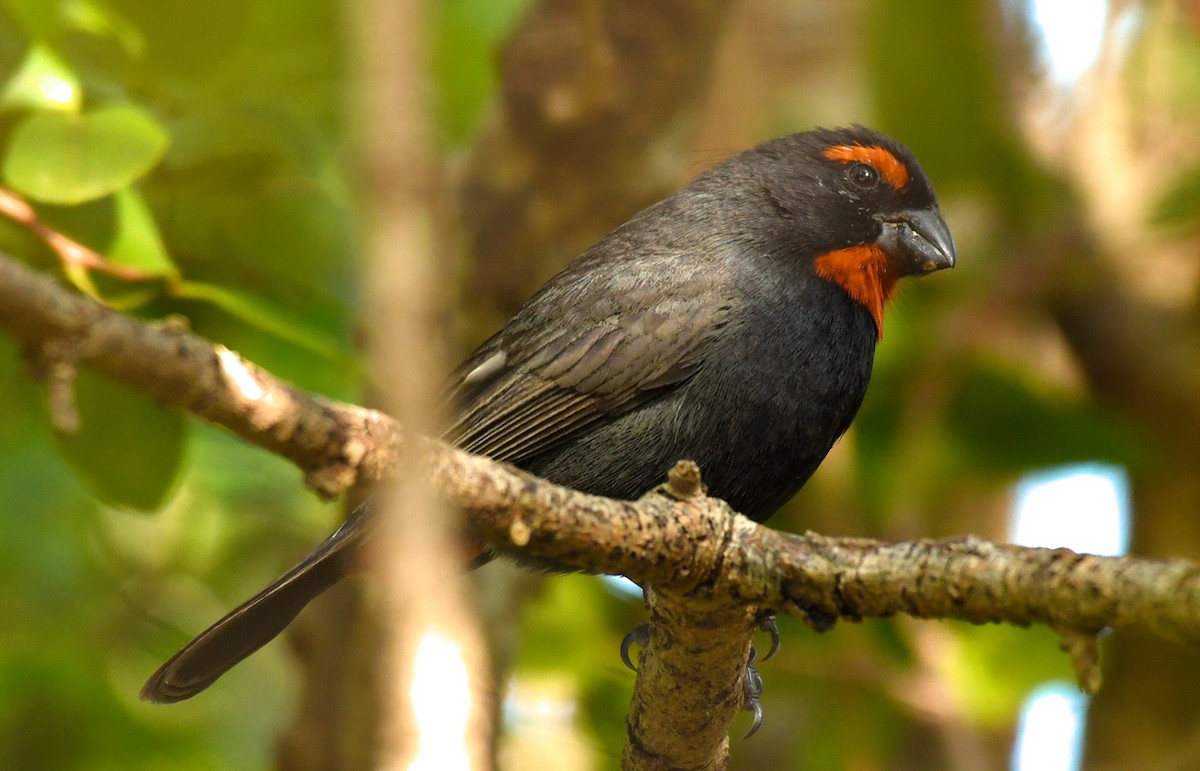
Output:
[813,244,899,340]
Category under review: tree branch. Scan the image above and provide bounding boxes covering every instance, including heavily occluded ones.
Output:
[3,249,1199,768]
[0,252,399,498]
[435,448,1200,645]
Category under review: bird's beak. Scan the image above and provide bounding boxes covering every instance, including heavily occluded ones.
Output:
[874,208,956,276]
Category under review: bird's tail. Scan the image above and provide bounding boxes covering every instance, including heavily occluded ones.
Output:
[140,502,374,704]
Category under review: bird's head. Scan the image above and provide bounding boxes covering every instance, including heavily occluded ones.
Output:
[739,126,956,339]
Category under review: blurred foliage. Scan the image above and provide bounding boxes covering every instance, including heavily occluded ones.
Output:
[0,0,361,767]
[431,0,525,145]
[53,368,185,511]
[869,0,1025,205]
[1153,166,1200,232]
[0,0,1197,769]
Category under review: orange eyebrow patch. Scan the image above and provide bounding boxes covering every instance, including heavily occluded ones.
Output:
[823,145,910,189]
[813,244,900,340]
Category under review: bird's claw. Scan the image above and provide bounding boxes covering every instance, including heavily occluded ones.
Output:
[742,646,765,738]
[756,611,781,661]
[740,613,779,738]
[620,624,650,671]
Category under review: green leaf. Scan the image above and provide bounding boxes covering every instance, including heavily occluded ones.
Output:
[53,369,186,511]
[2,105,169,204]
[105,187,174,276]
[175,280,351,363]
[0,41,80,112]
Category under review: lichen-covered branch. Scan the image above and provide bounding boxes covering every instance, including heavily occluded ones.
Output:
[3,248,1200,768]
[430,446,1200,647]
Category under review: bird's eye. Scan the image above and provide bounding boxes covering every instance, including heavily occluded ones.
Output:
[847,162,879,189]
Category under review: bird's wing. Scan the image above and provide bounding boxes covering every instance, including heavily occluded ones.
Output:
[444,272,732,464]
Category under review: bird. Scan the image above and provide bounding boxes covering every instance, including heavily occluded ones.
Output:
[140,125,955,704]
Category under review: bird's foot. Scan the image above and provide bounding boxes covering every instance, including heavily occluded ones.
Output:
[741,611,780,738]
[620,623,649,671]
[756,610,781,661]
[620,612,779,737]
[742,646,765,738]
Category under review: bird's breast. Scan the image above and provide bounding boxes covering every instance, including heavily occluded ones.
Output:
[671,272,878,519]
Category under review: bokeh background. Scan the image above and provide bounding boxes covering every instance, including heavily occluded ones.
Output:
[2,0,1199,768]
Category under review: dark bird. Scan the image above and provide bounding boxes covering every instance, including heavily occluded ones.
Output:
[141,126,955,704]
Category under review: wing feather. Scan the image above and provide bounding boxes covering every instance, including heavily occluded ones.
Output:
[442,248,736,464]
